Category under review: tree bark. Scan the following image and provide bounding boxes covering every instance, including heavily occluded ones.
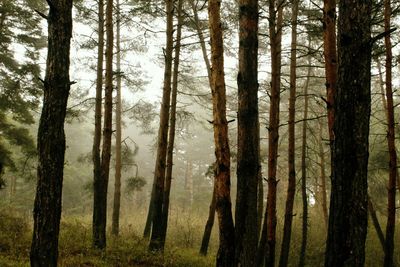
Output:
[200,183,217,256]
[324,2,371,266]
[30,0,73,265]
[279,1,298,266]
[93,0,113,250]
[92,0,104,244]
[235,0,259,266]
[112,0,122,236]
[299,52,311,267]
[159,0,183,249]
[260,1,283,266]
[148,0,174,251]
[318,118,329,229]
[383,1,397,266]
[323,0,337,143]
[208,0,235,265]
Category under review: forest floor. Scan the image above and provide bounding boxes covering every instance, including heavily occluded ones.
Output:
[0,208,215,267]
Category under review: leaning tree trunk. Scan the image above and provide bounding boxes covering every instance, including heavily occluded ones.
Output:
[30,0,73,265]
[200,181,217,256]
[383,1,397,266]
[278,1,298,266]
[324,1,371,266]
[159,0,183,249]
[368,196,385,250]
[258,1,283,266]
[112,0,122,236]
[148,0,174,251]
[93,0,113,249]
[235,0,259,266]
[208,0,235,266]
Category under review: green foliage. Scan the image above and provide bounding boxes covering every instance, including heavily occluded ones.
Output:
[125,176,146,195]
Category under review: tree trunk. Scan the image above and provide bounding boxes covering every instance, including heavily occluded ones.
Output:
[260,1,283,266]
[323,0,337,143]
[148,0,174,251]
[279,1,298,266]
[112,0,122,237]
[318,118,329,229]
[92,0,105,244]
[208,1,235,265]
[299,52,311,267]
[383,1,397,266]
[30,1,73,265]
[368,196,385,250]
[324,2,371,266]
[159,0,183,249]
[93,0,113,249]
[200,184,217,256]
[235,0,259,265]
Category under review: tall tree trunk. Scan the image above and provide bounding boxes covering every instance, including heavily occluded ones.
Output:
[92,0,105,244]
[279,1,298,266]
[368,196,385,250]
[208,1,235,265]
[318,118,329,229]
[30,0,73,265]
[323,0,337,143]
[383,1,397,266]
[200,183,217,255]
[148,0,174,251]
[235,0,259,265]
[93,0,113,250]
[259,1,283,266]
[159,0,183,249]
[324,1,371,266]
[299,53,311,267]
[112,0,122,236]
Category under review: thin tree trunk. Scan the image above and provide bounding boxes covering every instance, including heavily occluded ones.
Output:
[261,1,284,266]
[92,0,104,246]
[143,184,155,238]
[324,2,371,266]
[93,0,113,249]
[112,0,122,236]
[368,196,385,250]
[299,53,311,267]
[323,0,337,143]
[208,1,235,265]
[383,1,397,266]
[279,1,298,266]
[235,0,259,265]
[159,0,183,249]
[148,0,174,251]
[200,183,217,255]
[318,118,329,229]
[30,1,73,265]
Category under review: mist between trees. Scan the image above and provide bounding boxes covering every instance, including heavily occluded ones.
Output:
[0,0,400,266]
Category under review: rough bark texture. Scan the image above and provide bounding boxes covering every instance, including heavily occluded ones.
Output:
[235,0,259,266]
[299,55,311,267]
[200,184,217,255]
[383,1,397,266]
[160,0,183,249]
[148,0,173,251]
[92,0,104,244]
[278,1,298,266]
[208,0,235,266]
[112,0,122,236]
[324,2,371,266]
[323,0,337,143]
[93,0,113,249]
[30,0,73,265]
